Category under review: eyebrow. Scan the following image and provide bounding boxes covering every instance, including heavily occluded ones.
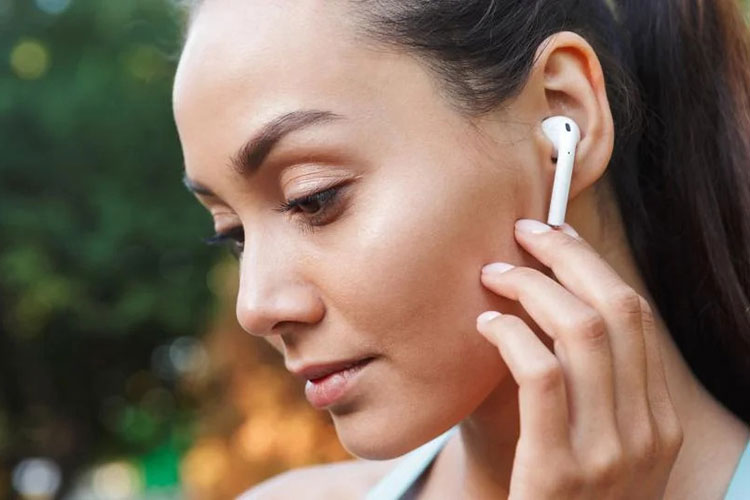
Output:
[182,109,345,197]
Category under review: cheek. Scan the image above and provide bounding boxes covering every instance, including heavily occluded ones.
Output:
[309,129,541,455]
[318,166,519,436]
[325,160,523,342]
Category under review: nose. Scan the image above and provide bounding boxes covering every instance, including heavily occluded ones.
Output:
[234,237,325,337]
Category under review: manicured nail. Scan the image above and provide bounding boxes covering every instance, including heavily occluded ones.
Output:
[477,311,501,326]
[515,219,551,234]
[482,262,514,275]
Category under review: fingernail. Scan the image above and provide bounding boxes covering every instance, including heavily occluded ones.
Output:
[482,262,514,275]
[515,219,551,234]
[560,223,580,238]
[477,311,501,326]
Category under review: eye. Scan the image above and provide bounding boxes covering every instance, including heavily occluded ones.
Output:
[273,183,347,228]
[202,183,350,257]
[203,226,244,258]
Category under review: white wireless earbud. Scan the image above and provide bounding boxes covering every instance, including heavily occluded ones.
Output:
[541,116,581,228]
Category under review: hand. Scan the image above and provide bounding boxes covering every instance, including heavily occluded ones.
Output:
[475,218,683,500]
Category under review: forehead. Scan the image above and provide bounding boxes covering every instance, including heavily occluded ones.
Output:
[175,0,355,91]
[176,1,335,104]
[172,0,432,184]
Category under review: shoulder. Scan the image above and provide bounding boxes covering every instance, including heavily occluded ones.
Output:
[237,456,403,500]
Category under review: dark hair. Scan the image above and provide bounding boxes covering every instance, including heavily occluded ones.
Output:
[181,0,750,423]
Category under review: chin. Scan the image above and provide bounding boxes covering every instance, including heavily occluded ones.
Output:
[336,432,421,461]
[329,407,456,461]
[328,414,407,460]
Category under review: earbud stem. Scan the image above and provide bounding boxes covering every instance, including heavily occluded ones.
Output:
[546,137,577,227]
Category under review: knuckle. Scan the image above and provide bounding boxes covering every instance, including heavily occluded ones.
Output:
[557,466,586,494]
[660,419,685,459]
[585,443,625,484]
[609,286,643,318]
[563,309,607,344]
[630,425,660,464]
[637,295,653,317]
[649,398,684,459]
[520,360,564,392]
[638,296,657,330]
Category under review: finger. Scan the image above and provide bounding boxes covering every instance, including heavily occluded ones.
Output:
[639,297,683,454]
[476,311,570,450]
[513,219,651,443]
[481,264,616,436]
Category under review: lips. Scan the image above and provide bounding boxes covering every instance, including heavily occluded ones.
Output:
[290,357,375,381]
[303,358,373,408]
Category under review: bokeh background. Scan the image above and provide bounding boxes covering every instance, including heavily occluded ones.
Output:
[1,1,350,498]
[3,0,750,499]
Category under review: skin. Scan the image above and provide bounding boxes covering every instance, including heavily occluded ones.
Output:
[172,0,750,498]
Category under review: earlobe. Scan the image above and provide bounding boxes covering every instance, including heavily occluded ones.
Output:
[533,31,615,202]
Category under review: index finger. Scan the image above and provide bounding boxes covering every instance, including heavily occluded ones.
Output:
[513,218,651,443]
[513,219,629,303]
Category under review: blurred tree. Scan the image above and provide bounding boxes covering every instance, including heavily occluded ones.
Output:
[0,0,217,495]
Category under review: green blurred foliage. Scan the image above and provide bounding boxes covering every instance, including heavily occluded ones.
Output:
[0,0,218,494]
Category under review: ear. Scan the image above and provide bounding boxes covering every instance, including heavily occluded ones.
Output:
[525,31,615,201]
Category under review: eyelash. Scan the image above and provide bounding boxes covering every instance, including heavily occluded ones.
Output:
[203,184,346,256]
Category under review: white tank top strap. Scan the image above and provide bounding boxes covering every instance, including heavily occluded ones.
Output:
[724,437,750,500]
[365,425,459,500]
[363,431,750,500]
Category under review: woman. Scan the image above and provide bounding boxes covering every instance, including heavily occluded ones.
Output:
[172,0,750,498]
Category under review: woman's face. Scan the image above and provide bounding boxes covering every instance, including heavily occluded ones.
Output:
[174,0,546,459]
